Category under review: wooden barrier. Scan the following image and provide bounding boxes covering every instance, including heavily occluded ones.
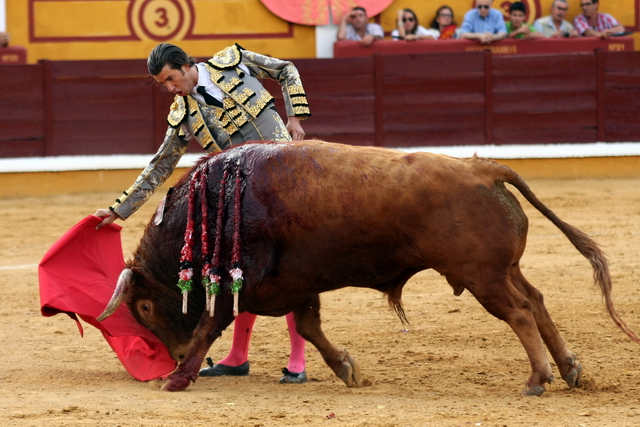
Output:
[1,50,640,158]
[334,37,635,58]
[0,46,27,64]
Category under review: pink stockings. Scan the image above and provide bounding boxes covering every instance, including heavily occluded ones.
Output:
[217,311,306,373]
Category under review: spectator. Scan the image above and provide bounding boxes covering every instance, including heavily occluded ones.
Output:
[574,0,624,39]
[506,2,544,39]
[391,8,439,41]
[0,32,9,47]
[337,6,384,47]
[430,6,458,39]
[459,0,507,44]
[534,0,578,38]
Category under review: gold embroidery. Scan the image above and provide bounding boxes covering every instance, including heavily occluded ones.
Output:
[223,97,236,110]
[287,85,306,96]
[216,76,243,94]
[245,90,274,117]
[186,96,198,116]
[219,114,232,127]
[200,133,219,151]
[207,44,243,70]
[167,96,186,127]
[293,105,311,115]
[233,112,249,127]
[226,123,239,135]
[234,87,256,105]
[192,116,205,136]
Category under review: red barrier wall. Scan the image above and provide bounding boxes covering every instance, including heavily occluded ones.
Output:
[334,38,635,57]
[1,50,639,158]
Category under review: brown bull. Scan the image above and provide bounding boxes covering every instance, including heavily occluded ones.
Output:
[98,140,639,395]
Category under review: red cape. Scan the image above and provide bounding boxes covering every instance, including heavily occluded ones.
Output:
[39,216,176,381]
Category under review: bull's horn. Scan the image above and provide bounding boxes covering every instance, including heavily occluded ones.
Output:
[96,268,133,322]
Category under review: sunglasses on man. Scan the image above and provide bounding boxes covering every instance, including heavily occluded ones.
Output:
[477,5,490,9]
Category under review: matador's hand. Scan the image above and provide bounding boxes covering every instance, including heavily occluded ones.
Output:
[286,117,305,141]
[94,209,118,230]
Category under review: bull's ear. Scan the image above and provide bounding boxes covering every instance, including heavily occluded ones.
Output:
[96,268,134,322]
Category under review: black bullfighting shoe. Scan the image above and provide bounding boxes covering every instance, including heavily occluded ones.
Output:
[199,358,250,377]
[279,368,308,384]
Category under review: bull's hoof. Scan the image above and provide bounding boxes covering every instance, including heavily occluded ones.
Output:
[563,364,583,389]
[521,385,546,396]
[338,353,363,387]
[161,375,191,392]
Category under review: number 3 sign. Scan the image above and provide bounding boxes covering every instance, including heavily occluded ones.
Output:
[129,0,194,41]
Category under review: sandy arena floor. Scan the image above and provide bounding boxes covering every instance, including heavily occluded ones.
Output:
[1,177,640,426]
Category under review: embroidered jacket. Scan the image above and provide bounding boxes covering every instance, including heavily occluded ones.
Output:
[110,44,311,220]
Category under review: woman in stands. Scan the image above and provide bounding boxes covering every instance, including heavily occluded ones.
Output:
[392,8,440,40]
[430,6,458,39]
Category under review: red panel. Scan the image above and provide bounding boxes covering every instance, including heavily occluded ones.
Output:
[603,51,640,70]
[334,38,634,58]
[493,128,597,145]
[381,75,485,94]
[381,52,485,77]
[0,121,45,142]
[0,46,27,64]
[0,140,45,157]
[50,84,153,121]
[50,120,155,155]
[305,115,375,135]
[493,92,597,114]
[494,111,597,130]
[49,60,149,79]
[382,129,486,147]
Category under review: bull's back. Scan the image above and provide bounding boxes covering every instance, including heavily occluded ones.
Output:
[232,141,526,282]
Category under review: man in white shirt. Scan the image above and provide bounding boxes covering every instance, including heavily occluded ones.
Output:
[337,6,384,47]
[534,0,578,38]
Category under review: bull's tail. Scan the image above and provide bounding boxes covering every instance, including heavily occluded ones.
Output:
[499,164,640,345]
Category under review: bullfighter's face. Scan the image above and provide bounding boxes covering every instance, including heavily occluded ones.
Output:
[154,63,197,97]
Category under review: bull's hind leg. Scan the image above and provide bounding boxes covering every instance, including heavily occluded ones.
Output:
[509,264,583,389]
[452,272,555,396]
[293,295,365,387]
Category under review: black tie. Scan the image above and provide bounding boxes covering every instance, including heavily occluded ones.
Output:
[196,86,223,108]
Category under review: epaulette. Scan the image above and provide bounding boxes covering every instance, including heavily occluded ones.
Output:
[207,44,244,70]
[167,95,187,127]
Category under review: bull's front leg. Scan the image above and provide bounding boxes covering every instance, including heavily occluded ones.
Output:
[163,299,235,392]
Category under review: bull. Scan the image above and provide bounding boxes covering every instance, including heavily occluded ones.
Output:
[97,140,639,395]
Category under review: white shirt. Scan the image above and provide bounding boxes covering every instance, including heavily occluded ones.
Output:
[181,62,251,141]
[191,62,250,103]
[391,26,440,40]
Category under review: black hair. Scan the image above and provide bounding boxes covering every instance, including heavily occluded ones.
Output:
[147,43,197,76]
[430,6,456,30]
[352,6,367,16]
[401,8,420,34]
[509,2,527,13]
